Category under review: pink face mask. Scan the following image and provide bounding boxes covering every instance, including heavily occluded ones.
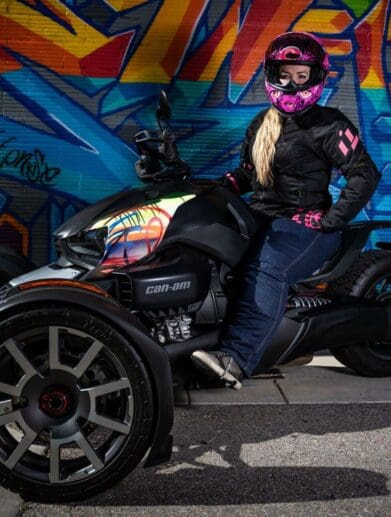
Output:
[265,81,325,114]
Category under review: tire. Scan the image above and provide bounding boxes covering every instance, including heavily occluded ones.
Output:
[0,305,154,502]
[328,250,391,377]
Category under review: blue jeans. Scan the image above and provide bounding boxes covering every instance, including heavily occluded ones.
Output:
[220,217,342,376]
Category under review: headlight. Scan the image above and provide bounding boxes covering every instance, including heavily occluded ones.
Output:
[64,228,108,258]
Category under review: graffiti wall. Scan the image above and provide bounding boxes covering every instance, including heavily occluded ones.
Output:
[0,0,390,266]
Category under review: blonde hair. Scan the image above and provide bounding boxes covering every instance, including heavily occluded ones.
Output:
[251,107,283,187]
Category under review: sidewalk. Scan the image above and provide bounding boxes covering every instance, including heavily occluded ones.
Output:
[175,354,391,406]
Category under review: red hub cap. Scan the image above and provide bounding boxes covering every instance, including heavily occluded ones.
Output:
[40,388,72,417]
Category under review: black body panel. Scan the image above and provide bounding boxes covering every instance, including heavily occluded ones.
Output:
[255,315,307,371]
[0,245,32,280]
[254,297,391,371]
[286,298,391,356]
[162,186,258,267]
[303,220,391,284]
[162,224,250,268]
[164,186,258,240]
[115,247,211,310]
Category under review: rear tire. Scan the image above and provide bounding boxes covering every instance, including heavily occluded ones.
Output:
[0,305,154,502]
[328,250,391,377]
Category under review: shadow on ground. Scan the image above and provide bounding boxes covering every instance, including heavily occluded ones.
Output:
[66,403,390,507]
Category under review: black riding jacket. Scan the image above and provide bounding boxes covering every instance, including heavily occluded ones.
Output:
[227,104,381,232]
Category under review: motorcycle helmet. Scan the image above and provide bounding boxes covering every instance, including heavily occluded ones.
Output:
[264,32,329,114]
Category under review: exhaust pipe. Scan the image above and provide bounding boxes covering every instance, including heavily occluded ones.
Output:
[166,329,219,363]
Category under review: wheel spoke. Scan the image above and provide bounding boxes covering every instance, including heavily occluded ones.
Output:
[82,378,130,398]
[75,434,104,471]
[48,326,61,370]
[49,438,61,484]
[73,340,103,378]
[0,402,19,426]
[0,382,20,397]
[82,378,132,434]
[4,339,40,379]
[1,339,41,395]
[4,427,38,469]
[49,327,104,378]
[127,394,134,420]
[49,430,104,483]
[0,399,12,415]
[87,413,131,435]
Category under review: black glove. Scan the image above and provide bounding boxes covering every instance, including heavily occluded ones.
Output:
[220,173,241,194]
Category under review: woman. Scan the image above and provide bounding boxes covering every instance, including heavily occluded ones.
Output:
[191,31,381,389]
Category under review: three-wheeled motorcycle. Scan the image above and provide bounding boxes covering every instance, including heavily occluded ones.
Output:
[0,92,390,502]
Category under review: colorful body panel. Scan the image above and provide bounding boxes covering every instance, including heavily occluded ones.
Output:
[89,193,195,274]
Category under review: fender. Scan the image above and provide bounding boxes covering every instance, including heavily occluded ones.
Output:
[0,281,174,467]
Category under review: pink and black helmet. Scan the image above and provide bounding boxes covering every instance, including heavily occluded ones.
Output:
[264,32,330,114]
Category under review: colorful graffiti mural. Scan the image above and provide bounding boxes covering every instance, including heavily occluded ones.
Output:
[0,0,390,266]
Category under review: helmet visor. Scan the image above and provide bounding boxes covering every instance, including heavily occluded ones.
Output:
[265,62,326,92]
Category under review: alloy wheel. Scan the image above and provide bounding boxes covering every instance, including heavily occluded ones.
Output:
[0,325,134,484]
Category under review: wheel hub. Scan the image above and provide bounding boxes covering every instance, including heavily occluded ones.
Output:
[40,387,73,417]
[20,370,88,435]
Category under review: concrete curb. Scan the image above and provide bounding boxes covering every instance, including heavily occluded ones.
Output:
[0,487,22,517]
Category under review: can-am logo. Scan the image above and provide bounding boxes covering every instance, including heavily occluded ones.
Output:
[145,281,191,294]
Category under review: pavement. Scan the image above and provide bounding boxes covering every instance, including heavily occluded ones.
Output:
[1,353,390,516]
[175,353,391,406]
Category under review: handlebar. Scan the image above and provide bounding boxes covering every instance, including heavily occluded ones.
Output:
[161,128,178,162]
[135,159,191,183]
[133,92,192,183]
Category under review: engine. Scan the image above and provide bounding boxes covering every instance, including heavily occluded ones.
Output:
[114,246,228,343]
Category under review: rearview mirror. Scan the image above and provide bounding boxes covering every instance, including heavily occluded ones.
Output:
[156,90,171,121]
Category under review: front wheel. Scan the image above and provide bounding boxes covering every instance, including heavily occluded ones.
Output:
[328,250,391,377]
[0,305,154,502]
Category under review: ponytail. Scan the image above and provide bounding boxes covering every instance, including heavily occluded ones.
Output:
[251,107,283,187]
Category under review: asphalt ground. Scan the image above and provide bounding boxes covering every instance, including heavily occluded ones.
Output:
[1,357,390,516]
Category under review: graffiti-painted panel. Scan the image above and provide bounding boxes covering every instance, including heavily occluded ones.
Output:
[0,0,390,265]
[89,192,195,275]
